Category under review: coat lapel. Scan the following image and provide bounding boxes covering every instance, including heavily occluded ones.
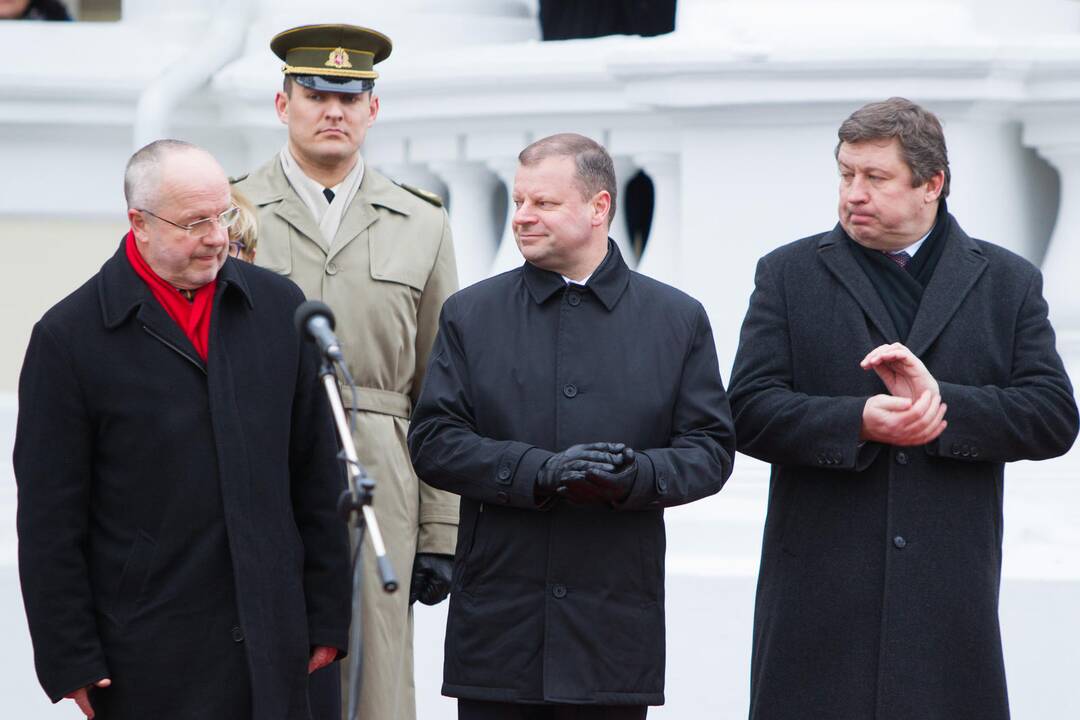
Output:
[905,219,988,357]
[327,169,407,264]
[98,239,207,370]
[817,226,899,342]
[241,157,330,256]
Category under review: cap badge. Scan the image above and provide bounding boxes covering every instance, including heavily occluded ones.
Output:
[325,48,353,69]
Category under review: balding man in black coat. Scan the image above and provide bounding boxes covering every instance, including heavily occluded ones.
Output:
[730,98,1078,720]
[14,140,351,719]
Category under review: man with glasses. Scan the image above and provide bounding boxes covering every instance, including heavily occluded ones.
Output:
[234,23,460,720]
[14,139,351,720]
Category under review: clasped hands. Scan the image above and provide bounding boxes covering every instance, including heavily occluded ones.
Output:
[860,342,947,446]
[536,442,638,505]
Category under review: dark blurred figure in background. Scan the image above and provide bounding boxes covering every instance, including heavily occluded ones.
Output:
[539,0,675,40]
[0,0,72,20]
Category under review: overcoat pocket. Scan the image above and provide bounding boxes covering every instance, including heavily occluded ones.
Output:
[111,530,157,625]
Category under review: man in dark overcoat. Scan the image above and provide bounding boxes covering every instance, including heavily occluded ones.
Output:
[14,140,351,720]
[408,133,736,719]
[729,97,1079,720]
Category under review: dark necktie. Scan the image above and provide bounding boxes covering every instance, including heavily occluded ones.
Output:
[323,188,335,204]
[884,250,911,270]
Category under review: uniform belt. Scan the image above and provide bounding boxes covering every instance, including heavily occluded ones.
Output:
[341,386,413,419]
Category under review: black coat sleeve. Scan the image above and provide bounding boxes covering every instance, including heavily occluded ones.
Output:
[729,256,879,471]
[408,297,554,510]
[927,269,1079,463]
[289,338,351,656]
[14,322,110,702]
[620,304,736,510]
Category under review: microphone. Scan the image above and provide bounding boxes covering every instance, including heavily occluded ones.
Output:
[294,300,344,361]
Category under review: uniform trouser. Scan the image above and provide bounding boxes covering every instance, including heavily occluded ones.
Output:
[337,421,421,720]
[458,700,648,719]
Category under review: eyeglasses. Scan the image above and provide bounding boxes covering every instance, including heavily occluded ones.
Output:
[139,205,241,239]
[228,240,248,258]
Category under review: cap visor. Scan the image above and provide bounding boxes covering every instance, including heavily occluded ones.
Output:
[293,75,373,94]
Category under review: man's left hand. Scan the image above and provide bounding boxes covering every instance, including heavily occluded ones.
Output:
[409,553,454,606]
[585,446,638,504]
[308,646,338,674]
[860,343,939,401]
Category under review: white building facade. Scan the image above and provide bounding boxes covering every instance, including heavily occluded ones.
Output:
[1,1,1078,717]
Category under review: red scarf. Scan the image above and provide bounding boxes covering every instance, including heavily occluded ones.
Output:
[124,230,216,361]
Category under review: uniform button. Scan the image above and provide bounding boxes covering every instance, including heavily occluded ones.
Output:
[961,445,970,457]
[951,442,960,456]
[495,491,509,504]
[893,536,907,549]
[896,451,908,465]
[568,293,581,307]
[326,262,338,275]
[657,474,668,493]
[552,584,567,599]
[831,452,842,464]
[231,626,244,643]
[497,466,511,481]
[817,453,826,465]
[971,446,980,458]
[563,384,578,398]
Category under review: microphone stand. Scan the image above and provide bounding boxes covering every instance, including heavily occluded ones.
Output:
[316,357,398,720]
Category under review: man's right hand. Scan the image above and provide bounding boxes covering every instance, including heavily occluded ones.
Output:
[860,391,947,446]
[535,443,625,503]
[65,678,111,719]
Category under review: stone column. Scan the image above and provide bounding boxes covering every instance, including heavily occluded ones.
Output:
[611,156,639,268]
[430,161,503,288]
[1023,118,1080,383]
[487,158,524,276]
[633,153,681,286]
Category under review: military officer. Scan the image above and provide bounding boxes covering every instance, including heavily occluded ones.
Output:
[233,24,460,720]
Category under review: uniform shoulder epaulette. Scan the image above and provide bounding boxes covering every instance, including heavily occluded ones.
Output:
[229,173,249,185]
[396,181,444,208]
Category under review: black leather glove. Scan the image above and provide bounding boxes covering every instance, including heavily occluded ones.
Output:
[585,446,638,504]
[409,553,454,606]
[536,442,627,505]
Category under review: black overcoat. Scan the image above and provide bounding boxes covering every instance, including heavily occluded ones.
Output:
[14,240,351,719]
[729,216,1079,720]
[408,242,735,706]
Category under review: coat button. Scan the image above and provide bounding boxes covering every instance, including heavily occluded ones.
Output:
[495,491,509,504]
[817,453,826,465]
[971,446,980,458]
[231,626,244,643]
[831,452,842,464]
[961,445,970,457]
[896,451,908,465]
[568,293,581,307]
[563,384,578,398]
[552,584,567,599]
[951,442,960,456]
[657,474,668,493]
[497,466,511,481]
[326,262,338,276]
[893,536,907,549]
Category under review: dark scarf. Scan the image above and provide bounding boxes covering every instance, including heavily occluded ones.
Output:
[847,200,950,341]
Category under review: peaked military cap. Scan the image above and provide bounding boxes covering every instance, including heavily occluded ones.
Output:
[271,24,393,94]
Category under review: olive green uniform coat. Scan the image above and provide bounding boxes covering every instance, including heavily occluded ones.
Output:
[235,159,459,720]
